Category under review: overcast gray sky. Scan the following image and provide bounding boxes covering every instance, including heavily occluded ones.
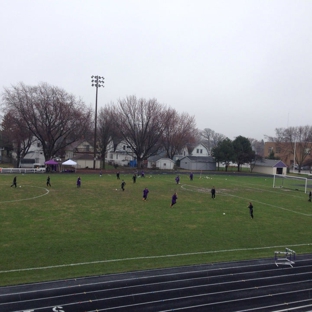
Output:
[1,0,312,141]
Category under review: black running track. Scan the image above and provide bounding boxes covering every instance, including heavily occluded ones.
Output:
[1,254,312,312]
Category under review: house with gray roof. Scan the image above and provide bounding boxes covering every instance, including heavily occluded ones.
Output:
[252,159,287,175]
[147,153,175,170]
[179,155,216,171]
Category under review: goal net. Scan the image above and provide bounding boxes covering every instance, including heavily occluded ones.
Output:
[273,175,308,193]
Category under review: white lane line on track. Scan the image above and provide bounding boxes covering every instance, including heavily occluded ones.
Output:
[3,260,312,297]
[2,266,312,308]
[66,283,312,312]
[0,243,311,274]
[4,276,312,312]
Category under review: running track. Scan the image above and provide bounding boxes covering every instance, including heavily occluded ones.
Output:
[1,254,312,312]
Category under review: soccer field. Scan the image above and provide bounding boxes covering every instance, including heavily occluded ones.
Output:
[0,172,311,286]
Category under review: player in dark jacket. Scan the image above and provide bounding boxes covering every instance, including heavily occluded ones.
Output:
[170,192,178,207]
[248,202,254,219]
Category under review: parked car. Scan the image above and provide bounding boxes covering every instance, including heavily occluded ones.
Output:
[35,167,46,173]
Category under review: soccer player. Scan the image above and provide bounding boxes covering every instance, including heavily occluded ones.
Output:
[309,190,311,202]
[175,175,180,184]
[211,186,216,199]
[170,192,178,207]
[190,172,193,181]
[142,187,149,200]
[121,180,126,191]
[46,176,51,187]
[248,202,254,219]
[11,176,17,188]
[116,171,120,179]
[133,174,137,183]
[77,176,81,187]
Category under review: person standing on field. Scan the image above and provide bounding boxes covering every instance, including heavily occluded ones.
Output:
[46,176,51,187]
[11,176,17,188]
[309,190,311,202]
[77,176,81,188]
[142,187,149,200]
[121,180,126,191]
[211,186,216,199]
[248,202,254,219]
[170,192,178,207]
[175,175,180,184]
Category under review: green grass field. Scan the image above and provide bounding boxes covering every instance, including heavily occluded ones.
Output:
[0,171,311,286]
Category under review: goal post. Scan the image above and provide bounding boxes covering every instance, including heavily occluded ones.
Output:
[273,174,308,193]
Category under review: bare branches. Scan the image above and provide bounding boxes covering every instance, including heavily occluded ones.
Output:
[268,125,312,171]
[109,96,168,167]
[162,109,197,159]
[2,82,92,161]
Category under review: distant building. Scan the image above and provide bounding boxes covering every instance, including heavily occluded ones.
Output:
[264,141,312,168]
[252,159,287,175]
[147,153,175,170]
[179,156,216,171]
[106,141,134,167]
[19,139,45,168]
[191,143,210,157]
[65,140,100,169]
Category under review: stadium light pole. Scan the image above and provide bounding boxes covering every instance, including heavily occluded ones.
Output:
[91,75,105,169]
[293,139,297,173]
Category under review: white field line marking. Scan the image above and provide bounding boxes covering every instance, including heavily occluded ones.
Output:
[223,192,312,217]
[181,184,312,216]
[0,186,49,204]
[0,243,311,274]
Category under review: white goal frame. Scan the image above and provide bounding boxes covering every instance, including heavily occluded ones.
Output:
[273,174,308,193]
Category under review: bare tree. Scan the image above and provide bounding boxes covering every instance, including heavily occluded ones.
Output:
[248,138,264,157]
[97,105,116,169]
[162,108,197,159]
[200,128,226,154]
[266,126,312,172]
[110,96,169,168]
[2,82,92,161]
[1,111,34,167]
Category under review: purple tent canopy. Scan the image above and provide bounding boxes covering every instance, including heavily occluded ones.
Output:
[45,159,59,165]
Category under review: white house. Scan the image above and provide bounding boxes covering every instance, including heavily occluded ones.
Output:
[147,152,175,170]
[173,146,189,162]
[252,159,287,175]
[191,143,210,157]
[106,141,134,167]
[19,138,45,167]
[65,140,101,169]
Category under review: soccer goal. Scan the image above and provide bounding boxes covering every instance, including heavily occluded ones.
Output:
[273,175,308,193]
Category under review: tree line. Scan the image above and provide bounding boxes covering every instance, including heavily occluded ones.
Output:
[0,83,197,168]
[3,82,305,170]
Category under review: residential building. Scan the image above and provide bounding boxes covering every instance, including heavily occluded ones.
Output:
[106,141,134,167]
[179,156,216,171]
[252,159,287,175]
[19,139,45,168]
[264,141,312,168]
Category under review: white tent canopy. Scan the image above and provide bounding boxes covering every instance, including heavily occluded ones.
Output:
[62,159,77,166]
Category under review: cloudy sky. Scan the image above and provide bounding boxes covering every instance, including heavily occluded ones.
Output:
[1,0,312,141]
